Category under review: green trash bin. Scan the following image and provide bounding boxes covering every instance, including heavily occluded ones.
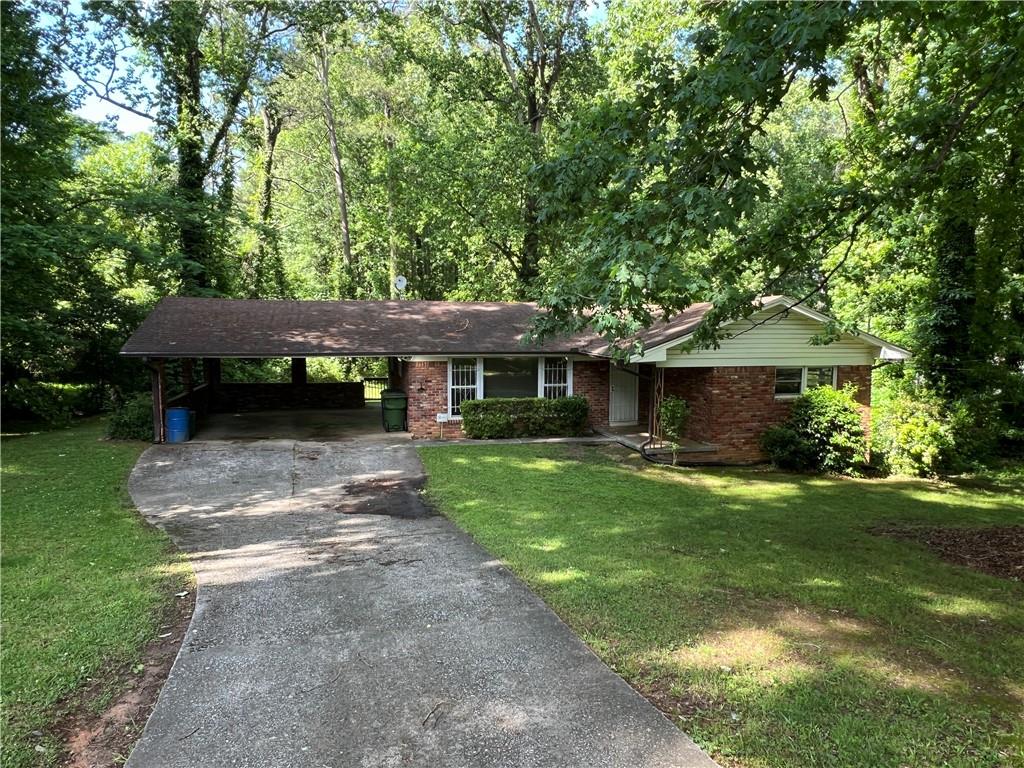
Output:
[381,389,408,432]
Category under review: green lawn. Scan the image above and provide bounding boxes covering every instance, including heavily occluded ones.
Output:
[419,444,1024,768]
[1,419,189,768]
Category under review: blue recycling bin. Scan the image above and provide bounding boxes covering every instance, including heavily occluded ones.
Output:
[166,407,191,443]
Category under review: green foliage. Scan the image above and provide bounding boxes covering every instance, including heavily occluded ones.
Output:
[2,380,102,425]
[106,394,155,441]
[871,390,998,478]
[760,425,816,472]
[762,386,866,473]
[460,396,588,439]
[533,1,1024,432]
[219,357,387,384]
[658,395,690,463]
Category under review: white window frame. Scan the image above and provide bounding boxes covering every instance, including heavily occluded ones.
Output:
[774,366,838,400]
[447,357,483,418]
[538,356,573,399]
[448,356,574,416]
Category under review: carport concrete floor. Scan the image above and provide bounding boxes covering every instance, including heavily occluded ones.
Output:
[126,436,718,768]
[195,405,393,441]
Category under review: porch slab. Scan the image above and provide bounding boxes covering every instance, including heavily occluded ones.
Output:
[597,426,718,454]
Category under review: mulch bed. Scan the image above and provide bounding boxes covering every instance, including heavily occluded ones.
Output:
[871,525,1024,582]
[57,586,195,767]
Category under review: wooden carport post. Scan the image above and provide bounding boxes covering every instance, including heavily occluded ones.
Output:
[291,357,307,385]
[182,358,194,407]
[148,358,166,443]
[203,358,221,386]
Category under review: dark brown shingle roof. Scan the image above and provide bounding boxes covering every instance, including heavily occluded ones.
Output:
[120,297,606,358]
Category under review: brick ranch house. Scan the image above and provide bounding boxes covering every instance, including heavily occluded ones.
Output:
[122,295,909,463]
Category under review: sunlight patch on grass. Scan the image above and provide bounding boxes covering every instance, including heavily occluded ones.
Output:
[668,628,792,673]
[537,566,587,584]
[924,594,1007,620]
[527,538,565,553]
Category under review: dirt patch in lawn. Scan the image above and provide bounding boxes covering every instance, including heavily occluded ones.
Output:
[57,587,195,767]
[872,524,1024,582]
[637,678,722,724]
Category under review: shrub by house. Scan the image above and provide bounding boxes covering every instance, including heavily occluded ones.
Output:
[460,396,589,439]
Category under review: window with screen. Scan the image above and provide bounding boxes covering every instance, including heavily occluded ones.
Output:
[450,358,478,415]
[806,366,835,388]
[774,368,803,396]
[542,358,570,398]
[775,366,837,397]
[483,358,537,398]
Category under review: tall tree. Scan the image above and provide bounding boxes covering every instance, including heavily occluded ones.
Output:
[241,98,287,299]
[422,0,598,294]
[2,1,182,397]
[1,0,83,381]
[313,28,355,270]
[44,0,292,293]
[534,0,1024,405]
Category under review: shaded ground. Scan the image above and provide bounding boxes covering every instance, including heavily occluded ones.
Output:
[419,443,1024,768]
[872,525,1024,582]
[124,436,717,768]
[195,405,393,441]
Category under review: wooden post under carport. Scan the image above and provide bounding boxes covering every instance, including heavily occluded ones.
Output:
[291,357,307,385]
[182,358,194,407]
[148,357,166,443]
[203,357,221,387]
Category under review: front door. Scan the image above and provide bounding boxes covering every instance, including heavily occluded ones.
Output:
[609,365,639,425]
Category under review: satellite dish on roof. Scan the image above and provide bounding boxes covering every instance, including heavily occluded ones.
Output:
[394,275,408,293]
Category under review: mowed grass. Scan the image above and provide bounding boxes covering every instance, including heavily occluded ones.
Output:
[1,419,189,767]
[419,444,1024,768]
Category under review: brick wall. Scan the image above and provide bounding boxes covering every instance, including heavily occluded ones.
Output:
[404,360,465,439]
[210,382,364,412]
[404,357,613,439]
[706,367,795,462]
[402,359,871,453]
[660,365,875,463]
[573,359,610,428]
[663,368,714,441]
[837,365,873,438]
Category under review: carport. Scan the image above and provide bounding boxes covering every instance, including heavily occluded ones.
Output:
[119,297,416,442]
[122,295,607,443]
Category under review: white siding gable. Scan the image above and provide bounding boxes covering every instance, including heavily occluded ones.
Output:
[661,309,879,367]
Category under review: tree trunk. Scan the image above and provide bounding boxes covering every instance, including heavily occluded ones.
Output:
[315,34,353,270]
[172,7,210,293]
[517,95,545,292]
[253,102,285,297]
[383,97,400,298]
[922,172,979,399]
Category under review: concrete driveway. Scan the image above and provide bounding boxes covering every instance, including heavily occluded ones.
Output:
[126,435,717,768]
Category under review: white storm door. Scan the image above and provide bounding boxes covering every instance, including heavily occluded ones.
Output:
[609,365,639,424]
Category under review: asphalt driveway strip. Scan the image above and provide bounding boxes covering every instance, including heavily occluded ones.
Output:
[126,435,718,768]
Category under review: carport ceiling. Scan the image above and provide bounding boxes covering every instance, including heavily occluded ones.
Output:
[120,297,602,358]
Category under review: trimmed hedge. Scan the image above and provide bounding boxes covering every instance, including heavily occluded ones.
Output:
[460,396,589,439]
